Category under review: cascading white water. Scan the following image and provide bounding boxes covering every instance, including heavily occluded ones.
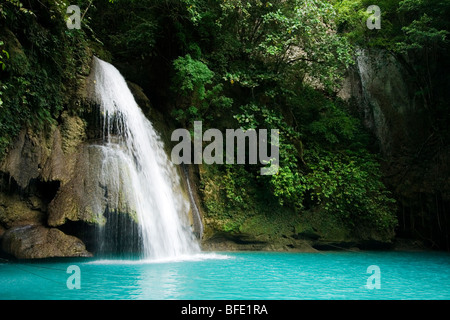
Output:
[89,57,200,259]
[182,164,203,240]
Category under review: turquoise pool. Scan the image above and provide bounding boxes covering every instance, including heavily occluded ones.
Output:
[1,251,450,300]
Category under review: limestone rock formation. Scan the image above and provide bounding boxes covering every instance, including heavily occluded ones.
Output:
[339,48,450,248]
[1,225,91,259]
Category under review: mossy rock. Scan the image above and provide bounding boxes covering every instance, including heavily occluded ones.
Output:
[0,193,45,228]
[1,27,30,76]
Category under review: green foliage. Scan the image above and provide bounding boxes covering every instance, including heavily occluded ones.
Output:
[0,0,91,158]
[161,0,397,233]
[105,13,158,58]
[0,0,33,19]
[236,94,396,231]
[333,0,368,37]
[173,54,214,99]
[307,103,358,145]
[396,13,448,52]
[212,0,354,91]
[171,54,233,124]
[304,149,397,231]
[228,75,397,232]
[0,41,10,71]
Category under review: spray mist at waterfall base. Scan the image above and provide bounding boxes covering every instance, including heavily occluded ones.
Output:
[87,252,233,265]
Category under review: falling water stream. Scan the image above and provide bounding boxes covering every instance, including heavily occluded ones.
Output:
[88,57,200,259]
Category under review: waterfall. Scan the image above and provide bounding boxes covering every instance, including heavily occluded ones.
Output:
[88,57,200,259]
[182,164,203,240]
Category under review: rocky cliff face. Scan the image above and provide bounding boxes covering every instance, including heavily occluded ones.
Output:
[0,119,93,258]
[339,48,450,249]
[339,49,429,157]
[0,69,95,258]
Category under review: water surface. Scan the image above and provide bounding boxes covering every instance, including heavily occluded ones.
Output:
[1,251,449,300]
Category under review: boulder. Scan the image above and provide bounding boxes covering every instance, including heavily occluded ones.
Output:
[1,225,92,259]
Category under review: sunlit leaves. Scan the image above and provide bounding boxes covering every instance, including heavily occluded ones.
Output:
[173,54,214,98]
